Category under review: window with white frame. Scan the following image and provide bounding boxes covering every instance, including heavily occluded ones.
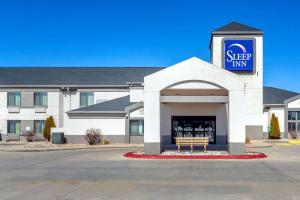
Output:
[34,92,48,107]
[7,92,21,107]
[129,119,144,135]
[34,120,46,135]
[7,120,21,134]
[80,92,94,107]
[288,111,300,132]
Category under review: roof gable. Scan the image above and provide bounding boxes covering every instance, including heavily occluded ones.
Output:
[144,57,244,92]
[212,22,263,35]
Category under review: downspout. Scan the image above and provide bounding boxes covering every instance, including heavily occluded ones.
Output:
[67,87,71,110]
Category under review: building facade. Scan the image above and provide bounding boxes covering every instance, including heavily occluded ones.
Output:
[0,22,299,154]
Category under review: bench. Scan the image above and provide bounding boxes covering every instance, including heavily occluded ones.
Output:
[176,137,209,152]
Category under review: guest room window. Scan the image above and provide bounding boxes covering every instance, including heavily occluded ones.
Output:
[7,120,21,134]
[130,120,144,135]
[34,120,46,135]
[288,111,300,132]
[7,92,21,107]
[34,92,48,107]
[80,92,94,107]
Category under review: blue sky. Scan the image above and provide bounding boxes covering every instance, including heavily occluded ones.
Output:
[0,0,299,92]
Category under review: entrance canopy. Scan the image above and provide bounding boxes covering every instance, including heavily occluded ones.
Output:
[143,57,247,155]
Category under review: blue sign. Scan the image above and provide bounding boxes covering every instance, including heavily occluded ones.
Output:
[224,39,254,71]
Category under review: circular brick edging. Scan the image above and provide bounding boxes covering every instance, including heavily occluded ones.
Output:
[124,152,267,160]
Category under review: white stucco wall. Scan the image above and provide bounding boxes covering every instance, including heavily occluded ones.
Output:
[211,36,263,115]
[0,89,129,135]
[0,91,60,134]
[64,118,125,136]
[129,88,144,102]
[288,99,300,108]
[263,111,269,132]
[94,91,129,104]
[130,107,144,118]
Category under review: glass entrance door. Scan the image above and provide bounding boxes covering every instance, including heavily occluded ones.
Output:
[171,116,216,144]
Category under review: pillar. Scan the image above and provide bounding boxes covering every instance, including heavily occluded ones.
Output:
[228,90,246,154]
[144,91,161,155]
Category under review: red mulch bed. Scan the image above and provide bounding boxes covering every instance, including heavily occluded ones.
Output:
[124,152,267,160]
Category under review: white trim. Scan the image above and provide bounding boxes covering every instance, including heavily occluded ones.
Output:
[160,96,229,103]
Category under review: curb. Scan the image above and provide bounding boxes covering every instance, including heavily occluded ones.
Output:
[246,144,272,148]
[124,152,267,160]
[289,140,300,145]
[0,145,143,152]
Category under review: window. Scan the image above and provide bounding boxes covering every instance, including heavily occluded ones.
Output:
[80,92,94,107]
[34,92,48,107]
[130,120,144,135]
[288,111,298,120]
[34,120,46,135]
[7,92,21,107]
[288,122,296,132]
[288,111,300,132]
[7,120,21,134]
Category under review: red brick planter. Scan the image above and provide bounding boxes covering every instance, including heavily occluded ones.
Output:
[124,152,267,160]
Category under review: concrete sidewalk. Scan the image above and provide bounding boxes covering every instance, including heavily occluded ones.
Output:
[246,140,273,148]
[0,141,143,152]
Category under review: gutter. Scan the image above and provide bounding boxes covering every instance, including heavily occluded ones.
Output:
[264,104,285,109]
[0,85,131,89]
[67,111,126,114]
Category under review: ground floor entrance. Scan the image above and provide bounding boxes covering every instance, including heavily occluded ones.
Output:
[171,116,216,144]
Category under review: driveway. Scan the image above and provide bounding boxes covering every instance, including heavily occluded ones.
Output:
[0,146,299,200]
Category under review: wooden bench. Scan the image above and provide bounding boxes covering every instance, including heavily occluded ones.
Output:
[176,137,209,152]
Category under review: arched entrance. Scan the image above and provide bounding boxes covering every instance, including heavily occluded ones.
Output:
[160,80,228,150]
[144,57,246,155]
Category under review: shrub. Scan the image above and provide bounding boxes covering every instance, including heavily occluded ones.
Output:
[245,137,251,144]
[290,131,298,139]
[269,113,281,139]
[85,128,102,145]
[43,116,56,141]
[102,138,110,145]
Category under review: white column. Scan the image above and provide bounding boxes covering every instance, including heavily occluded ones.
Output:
[228,90,246,154]
[144,91,161,154]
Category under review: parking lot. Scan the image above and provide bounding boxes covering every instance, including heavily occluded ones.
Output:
[0,145,299,200]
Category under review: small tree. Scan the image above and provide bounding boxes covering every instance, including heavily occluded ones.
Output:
[273,117,281,139]
[43,116,56,141]
[269,113,281,139]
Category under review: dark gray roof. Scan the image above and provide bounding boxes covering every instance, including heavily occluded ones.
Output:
[0,67,163,86]
[212,22,263,35]
[263,87,298,105]
[69,95,134,113]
